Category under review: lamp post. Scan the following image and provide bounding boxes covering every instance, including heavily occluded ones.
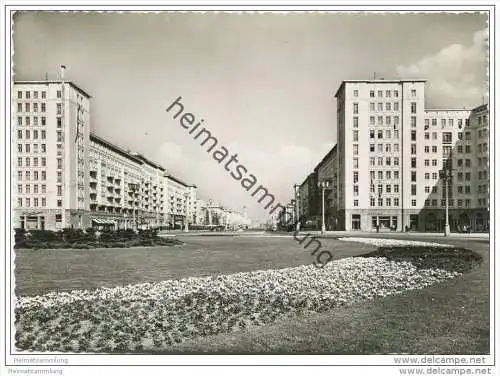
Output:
[318,180,330,234]
[439,167,453,237]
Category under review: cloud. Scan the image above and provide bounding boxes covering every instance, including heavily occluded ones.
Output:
[396,28,487,108]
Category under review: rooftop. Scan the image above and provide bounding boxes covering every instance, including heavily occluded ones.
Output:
[334,79,427,98]
[14,80,92,99]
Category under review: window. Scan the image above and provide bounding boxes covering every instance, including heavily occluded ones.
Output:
[386,116,391,125]
[57,171,62,183]
[394,198,399,206]
[465,172,471,181]
[386,171,391,179]
[386,198,391,206]
[41,130,46,139]
[411,144,416,154]
[394,143,399,152]
[57,185,62,196]
[377,103,383,111]
[431,119,437,126]
[25,171,30,180]
[33,103,38,113]
[353,130,358,141]
[378,157,383,166]
[33,184,38,193]
[57,103,62,115]
[442,132,452,144]
[41,144,46,152]
[432,146,438,153]
[25,198,30,207]
[378,90,383,97]
[17,103,22,113]
[25,91,31,99]
[386,144,391,152]
[465,159,471,167]
[353,103,358,114]
[353,117,358,128]
[353,185,359,196]
[394,116,399,125]
[370,144,375,152]
[353,144,358,155]
[411,116,416,128]
[386,157,391,166]
[424,159,430,166]
[411,199,416,207]
[17,157,22,167]
[386,102,391,111]
[394,102,399,112]
[411,157,417,168]
[57,158,62,169]
[394,184,399,193]
[411,130,416,141]
[353,200,358,207]
[353,158,359,169]
[465,186,471,194]
[411,89,416,97]
[370,157,375,166]
[424,132,429,140]
[33,130,38,139]
[425,200,430,207]
[57,200,62,208]
[17,171,22,181]
[411,171,416,182]
[425,173,430,179]
[394,157,399,166]
[370,90,375,98]
[370,171,376,181]
[33,171,38,180]
[370,197,375,206]
[378,130,383,139]
[369,130,375,139]
[26,116,31,126]
[386,184,391,193]
[410,102,416,113]
[394,129,399,138]
[25,157,30,167]
[353,171,359,183]
[386,130,391,139]
[378,171,383,180]
[33,117,38,126]
[41,103,46,112]
[465,145,471,153]
[57,132,62,142]
[378,198,383,206]
[432,172,437,179]
[378,184,383,195]
[353,90,358,97]
[370,102,375,111]
[432,159,437,166]
[25,144,30,152]
[25,103,30,112]
[457,145,463,153]
[465,132,471,140]
[449,119,454,127]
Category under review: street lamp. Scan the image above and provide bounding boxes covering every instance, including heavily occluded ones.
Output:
[318,180,330,234]
[439,167,454,237]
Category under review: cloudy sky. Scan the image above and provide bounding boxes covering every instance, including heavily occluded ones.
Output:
[13,12,488,221]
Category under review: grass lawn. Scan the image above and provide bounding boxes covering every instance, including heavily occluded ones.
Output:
[14,236,489,354]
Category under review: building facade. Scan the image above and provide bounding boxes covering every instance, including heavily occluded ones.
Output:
[13,80,199,232]
[334,79,489,232]
[13,81,91,231]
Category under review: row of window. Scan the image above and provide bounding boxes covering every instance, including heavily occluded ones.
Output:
[368,197,401,207]
[369,156,400,166]
[17,129,48,140]
[366,115,401,126]
[369,171,401,181]
[369,183,400,194]
[17,116,63,128]
[17,184,47,194]
[352,89,401,98]
[17,144,47,153]
[17,157,47,167]
[17,90,53,99]
[425,118,469,128]
[424,199,471,207]
[367,143,401,153]
[17,170,47,181]
[17,197,47,207]
[17,102,62,114]
[368,102,401,112]
[477,143,489,153]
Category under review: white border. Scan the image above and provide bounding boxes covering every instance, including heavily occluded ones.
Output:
[1,2,497,375]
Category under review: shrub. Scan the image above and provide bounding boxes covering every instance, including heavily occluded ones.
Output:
[29,230,61,242]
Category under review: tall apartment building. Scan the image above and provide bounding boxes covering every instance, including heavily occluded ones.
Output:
[13,81,91,230]
[13,80,198,231]
[334,79,489,231]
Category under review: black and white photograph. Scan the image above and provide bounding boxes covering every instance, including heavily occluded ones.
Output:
[0,3,497,376]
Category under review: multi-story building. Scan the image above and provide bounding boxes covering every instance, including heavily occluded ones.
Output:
[13,80,199,231]
[315,144,338,229]
[13,81,91,230]
[334,79,489,231]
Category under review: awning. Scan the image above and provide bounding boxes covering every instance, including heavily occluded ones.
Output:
[92,218,116,225]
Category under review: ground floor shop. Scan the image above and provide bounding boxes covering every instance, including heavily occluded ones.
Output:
[337,208,489,232]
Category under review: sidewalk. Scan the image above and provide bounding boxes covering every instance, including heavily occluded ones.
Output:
[274,230,490,240]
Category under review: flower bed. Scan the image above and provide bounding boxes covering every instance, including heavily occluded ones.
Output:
[15,246,476,353]
[338,237,454,248]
